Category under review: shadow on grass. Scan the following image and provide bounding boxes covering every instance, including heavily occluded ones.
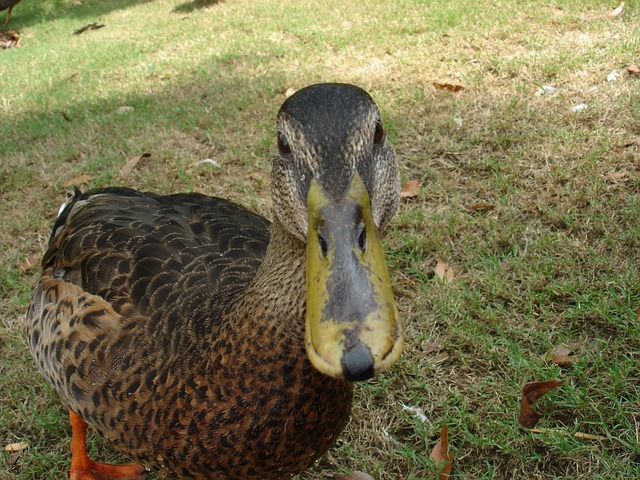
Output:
[173,0,224,14]
[2,0,155,31]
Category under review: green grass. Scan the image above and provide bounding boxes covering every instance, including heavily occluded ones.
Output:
[1,0,639,478]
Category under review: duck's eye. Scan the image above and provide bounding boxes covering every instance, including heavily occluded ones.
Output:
[278,133,291,154]
[373,121,385,144]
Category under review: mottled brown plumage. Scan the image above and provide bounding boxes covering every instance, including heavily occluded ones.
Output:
[28,84,401,479]
[0,0,21,25]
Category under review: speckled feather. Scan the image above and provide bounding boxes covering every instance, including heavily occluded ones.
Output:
[28,187,353,479]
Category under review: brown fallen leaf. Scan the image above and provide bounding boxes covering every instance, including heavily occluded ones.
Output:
[529,427,607,441]
[616,138,638,148]
[119,153,151,178]
[552,345,573,357]
[0,30,21,49]
[430,424,453,479]
[63,174,94,188]
[333,472,374,480]
[552,355,580,366]
[605,171,627,181]
[433,82,465,93]
[4,442,29,453]
[628,64,640,74]
[434,260,454,282]
[400,179,420,198]
[5,442,28,466]
[430,352,450,364]
[549,343,581,365]
[468,203,496,214]
[73,22,106,35]
[607,2,624,18]
[423,340,444,355]
[518,379,563,429]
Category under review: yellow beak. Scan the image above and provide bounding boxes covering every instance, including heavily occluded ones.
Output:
[305,173,403,381]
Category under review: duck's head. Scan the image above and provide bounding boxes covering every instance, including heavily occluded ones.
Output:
[271,83,403,381]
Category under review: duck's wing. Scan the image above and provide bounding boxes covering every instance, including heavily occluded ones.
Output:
[28,187,270,415]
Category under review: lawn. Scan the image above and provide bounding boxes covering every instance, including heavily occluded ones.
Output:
[1,0,639,479]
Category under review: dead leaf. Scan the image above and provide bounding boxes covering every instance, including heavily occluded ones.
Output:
[468,203,496,214]
[285,87,296,98]
[73,22,106,35]
[616,138,638,148]
[20,253,39,273]
[0,30,21,49]
[518,379,563,429]
[430,425,453,479]
[333,472,375,480]
[605,171,627,181]
[433,82,464,92]
[548,342,581,365]
[435,260,454,282]
[423,340,444,355]
[5,442,28,466]
[627,64,640,74]
[551,345,573,357]
[529,428,607,441]
[4,442,29,453]
[552,355,580,365]
[62,174,94,187]
[400,179,420,198]
[607,2,624,18]
[430,352,450,364]
[119,153,151,178]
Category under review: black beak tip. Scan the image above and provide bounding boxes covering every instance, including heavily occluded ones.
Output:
[341,342,375,381]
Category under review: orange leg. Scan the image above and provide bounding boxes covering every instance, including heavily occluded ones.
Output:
[69,410,148,480]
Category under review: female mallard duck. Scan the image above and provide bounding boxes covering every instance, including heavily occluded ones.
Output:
[28,83,403,480]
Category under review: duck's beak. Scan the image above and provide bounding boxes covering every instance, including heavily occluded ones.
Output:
[305,172,403,381]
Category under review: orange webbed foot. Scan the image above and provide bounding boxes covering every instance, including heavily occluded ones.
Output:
[69,410,148,480]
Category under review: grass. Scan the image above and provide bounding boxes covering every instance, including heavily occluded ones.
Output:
[1,0,639,478]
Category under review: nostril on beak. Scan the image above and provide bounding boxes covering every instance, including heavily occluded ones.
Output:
[341,342,375,381]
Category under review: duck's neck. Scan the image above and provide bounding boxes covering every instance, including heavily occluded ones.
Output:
[230,219,308,339]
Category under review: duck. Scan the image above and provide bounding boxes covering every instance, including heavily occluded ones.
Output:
[0,0,21,25]
[27,83,403,480]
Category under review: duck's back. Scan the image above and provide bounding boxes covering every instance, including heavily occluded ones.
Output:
[40,186,269,328]
[28,186,271,432]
